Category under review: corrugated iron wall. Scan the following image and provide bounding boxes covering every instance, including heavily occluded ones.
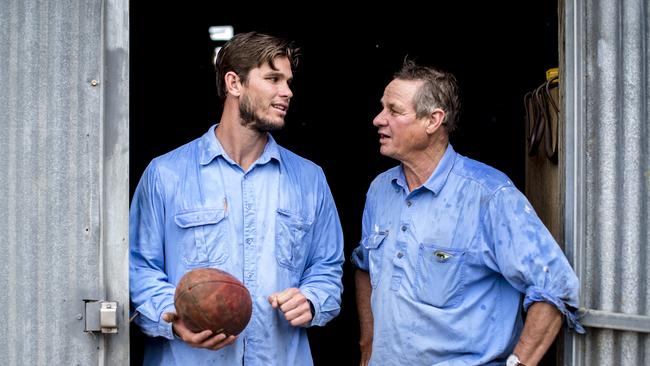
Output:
[565,0,650,364]
[0,0,129,365]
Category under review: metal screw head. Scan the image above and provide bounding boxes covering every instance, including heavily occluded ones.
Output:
[76,313,83,320]
[91,80,98,86]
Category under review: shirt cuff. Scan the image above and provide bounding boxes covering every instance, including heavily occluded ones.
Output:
[523,286,585,334]
[307,299,315,317]
[301,289,319,327]
[350,246,369,271]
[157,303,177,340]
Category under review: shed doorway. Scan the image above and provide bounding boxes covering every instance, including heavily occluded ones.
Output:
[130,2,562,364]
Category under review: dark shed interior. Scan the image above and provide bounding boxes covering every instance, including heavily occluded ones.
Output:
[130,2,560,364]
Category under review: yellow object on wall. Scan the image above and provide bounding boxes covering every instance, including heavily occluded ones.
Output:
[546,67,559,82]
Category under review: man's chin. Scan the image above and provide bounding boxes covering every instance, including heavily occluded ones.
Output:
[379,147,395,159]
[255,119,285,132]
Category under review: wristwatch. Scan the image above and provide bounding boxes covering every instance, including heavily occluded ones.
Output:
[506,354,526,366]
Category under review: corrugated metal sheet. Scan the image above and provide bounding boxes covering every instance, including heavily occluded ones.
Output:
[565,0,649,364]
[0,0,129,365]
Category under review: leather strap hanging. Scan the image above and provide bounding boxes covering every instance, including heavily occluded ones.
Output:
[524,72,559,164]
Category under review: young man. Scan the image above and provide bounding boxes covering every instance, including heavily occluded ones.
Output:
[130,32,344,365]
[352,60,584,366]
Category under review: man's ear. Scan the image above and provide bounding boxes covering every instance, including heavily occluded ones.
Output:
[425,108,446,134]
[224,71,242,97]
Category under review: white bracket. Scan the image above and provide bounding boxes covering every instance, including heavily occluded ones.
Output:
[84,300,119,334]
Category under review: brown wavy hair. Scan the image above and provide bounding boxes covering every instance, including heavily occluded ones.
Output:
[215,31,300,100]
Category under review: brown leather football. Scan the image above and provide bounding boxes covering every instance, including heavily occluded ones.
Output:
[174,267,253,336]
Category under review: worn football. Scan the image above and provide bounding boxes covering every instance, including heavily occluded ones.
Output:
[174,267,253,336]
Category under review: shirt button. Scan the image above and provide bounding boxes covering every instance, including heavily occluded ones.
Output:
[247,273,252,279]
[406,201,412,207]
[401,225,407,232]
[396,252,404,258]
[246,238,252,244]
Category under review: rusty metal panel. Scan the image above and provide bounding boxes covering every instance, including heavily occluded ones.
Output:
[0,0,129,365]
[564,0,650,364]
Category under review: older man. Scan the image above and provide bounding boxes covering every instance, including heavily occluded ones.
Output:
[352,60,583,366]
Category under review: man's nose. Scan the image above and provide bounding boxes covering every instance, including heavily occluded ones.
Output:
[373,110,387,127]
[280,82,293,99]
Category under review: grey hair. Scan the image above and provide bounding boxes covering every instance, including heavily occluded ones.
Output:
[394,59,461,133]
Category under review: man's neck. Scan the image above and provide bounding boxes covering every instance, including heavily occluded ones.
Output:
[215,116,268,172]
[402,140,448,192]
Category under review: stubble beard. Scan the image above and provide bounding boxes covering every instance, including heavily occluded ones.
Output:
[239,94,284,132]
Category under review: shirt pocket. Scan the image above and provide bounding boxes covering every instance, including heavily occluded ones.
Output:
[362,231,388,289]
[415,244,466,308]
[174,208,230,266]
[275,208,313,272]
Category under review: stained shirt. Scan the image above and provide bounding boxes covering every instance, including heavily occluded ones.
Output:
[351,144,584,366]
[130,125,344,366]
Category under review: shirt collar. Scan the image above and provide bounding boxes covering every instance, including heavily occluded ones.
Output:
[199,124,282,166]
[390,144,457,196]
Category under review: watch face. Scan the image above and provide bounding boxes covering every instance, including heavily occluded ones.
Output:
[506,354,520,366]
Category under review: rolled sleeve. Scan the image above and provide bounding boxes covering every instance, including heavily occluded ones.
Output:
[350,243,370,271]
[350,195,373,272]
[523,286,585,333]
[483,186,585,334]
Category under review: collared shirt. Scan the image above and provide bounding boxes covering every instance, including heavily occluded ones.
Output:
[130,125,344,366]
[351,144,583,366]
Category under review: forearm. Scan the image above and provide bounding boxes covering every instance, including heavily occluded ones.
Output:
[355,270,374,345]
[513,302,563,366]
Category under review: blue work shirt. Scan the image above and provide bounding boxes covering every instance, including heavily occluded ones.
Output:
[351,144,583,366]
[130,125,344,365]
